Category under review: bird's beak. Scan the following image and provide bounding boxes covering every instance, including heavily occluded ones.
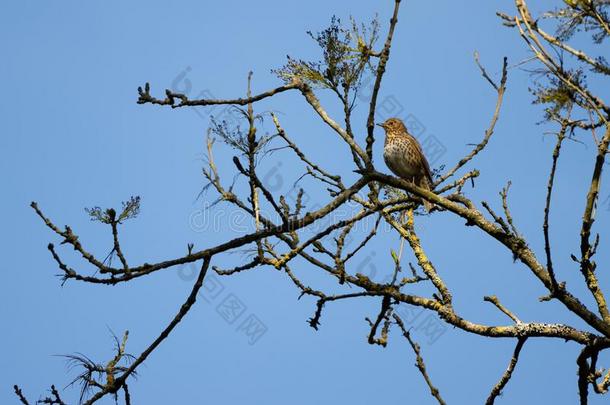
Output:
[375,123,384,128]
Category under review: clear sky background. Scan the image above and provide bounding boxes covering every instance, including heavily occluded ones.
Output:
[2,1,610,404]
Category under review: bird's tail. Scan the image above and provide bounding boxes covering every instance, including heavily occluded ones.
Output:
[420,177,434,213]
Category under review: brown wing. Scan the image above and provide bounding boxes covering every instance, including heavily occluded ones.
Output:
[410,135,433,184]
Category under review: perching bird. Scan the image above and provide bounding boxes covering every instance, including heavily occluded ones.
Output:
[377,117,434,212]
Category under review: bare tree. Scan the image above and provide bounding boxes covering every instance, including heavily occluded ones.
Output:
[16,1,610,404]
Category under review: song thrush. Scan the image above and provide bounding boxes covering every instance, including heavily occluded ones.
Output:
[377,117,433,212]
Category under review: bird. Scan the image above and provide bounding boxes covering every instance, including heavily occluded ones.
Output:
[377,117,434,212]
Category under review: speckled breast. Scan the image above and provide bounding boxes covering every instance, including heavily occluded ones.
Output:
[383,139,419,180]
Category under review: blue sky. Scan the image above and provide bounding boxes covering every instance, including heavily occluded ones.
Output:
[2,1,610,404]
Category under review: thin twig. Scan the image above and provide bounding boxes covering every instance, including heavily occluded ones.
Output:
[82,257,211,404]
[484,295,522,324]
[394,314,446,405]
[366,0,402,162]
[137,82,300,108]
[123,383,131,405]
[437,57,508,185]
[500,182,520,236]
[13,385,30,405]
[543,117,570,293]
[367,295,392,346]
[485,338,527,405]
[271,112,342,187]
